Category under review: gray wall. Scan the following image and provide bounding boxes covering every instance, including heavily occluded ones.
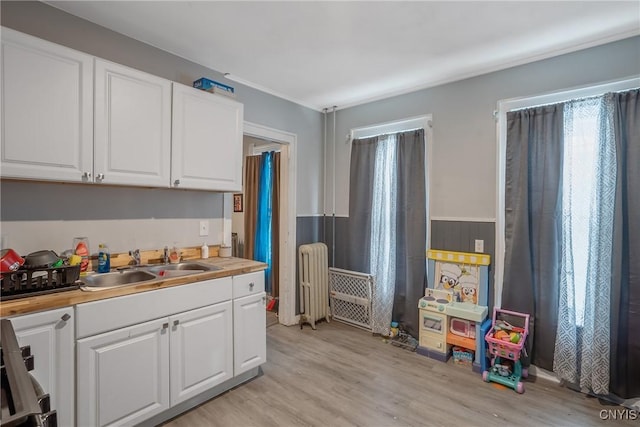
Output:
[330,35,640,219]
[0,1,323,254]
[325,35,639,308]
[2,2,639,303]
[430,220,495,310]
[0,4,323,195]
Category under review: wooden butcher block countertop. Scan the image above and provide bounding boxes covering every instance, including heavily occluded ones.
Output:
[0,257,267,318]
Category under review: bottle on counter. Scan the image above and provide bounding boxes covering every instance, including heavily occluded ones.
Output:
[169,246,181,264]
[201,243,209,259]
[97,243,110,273]
[73,237,90,273]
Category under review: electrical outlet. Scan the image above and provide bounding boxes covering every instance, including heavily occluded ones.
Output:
[474,239,484,253]
[199,220,209,237]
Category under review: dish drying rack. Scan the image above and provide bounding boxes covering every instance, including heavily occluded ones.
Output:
[1,264,81,300]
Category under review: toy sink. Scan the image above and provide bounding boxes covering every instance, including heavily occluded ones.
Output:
[446,302,488,322]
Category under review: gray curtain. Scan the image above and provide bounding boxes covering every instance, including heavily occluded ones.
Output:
[502,105,564,370]
[392,130,427,337]
[347,129,426,337]
[347,137,376,274]
[610,89,640,399]
[504,89,639,398]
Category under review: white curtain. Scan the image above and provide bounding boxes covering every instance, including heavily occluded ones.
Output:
[554,95,616,394]
[369,134,397,335]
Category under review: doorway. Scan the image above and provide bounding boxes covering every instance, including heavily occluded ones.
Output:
[232,122,297,326]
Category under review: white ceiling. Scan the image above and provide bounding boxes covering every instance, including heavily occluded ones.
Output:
[47,1,640,111]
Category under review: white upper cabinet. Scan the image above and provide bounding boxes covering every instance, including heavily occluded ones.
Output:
[1,27,93,182]
[171,83,243,191]
[94,59,171,187]
[2,28,244,191]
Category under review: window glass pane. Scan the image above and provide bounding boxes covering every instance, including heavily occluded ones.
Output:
[562,98,601,326]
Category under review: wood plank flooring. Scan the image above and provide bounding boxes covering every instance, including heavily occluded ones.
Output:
[163,320,635,427]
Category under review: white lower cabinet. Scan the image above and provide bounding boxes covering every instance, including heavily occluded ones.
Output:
[77,301,234,427]
[75,274,263,427]
[232,271,267,376]
[170,301,233,405]
[233,293,267,375]
[77,317,170,427]
[10,307,75,427]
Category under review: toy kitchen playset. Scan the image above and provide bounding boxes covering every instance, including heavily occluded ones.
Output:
[417,249,491,373]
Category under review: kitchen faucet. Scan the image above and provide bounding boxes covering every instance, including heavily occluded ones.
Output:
[129,249,141,266]
[163,246,169,264]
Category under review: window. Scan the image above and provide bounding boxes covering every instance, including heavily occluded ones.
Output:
[495,77,639,310]
[562,97,609,326]
[348,115,431,336]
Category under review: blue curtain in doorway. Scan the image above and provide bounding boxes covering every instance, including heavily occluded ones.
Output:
[255,151,274,293]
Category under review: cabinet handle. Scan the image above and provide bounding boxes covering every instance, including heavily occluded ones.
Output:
[82,171,91,179]
[262,296,266,305]
[173,320,180,326]
[249,282,254,289]
[61,313,71,322]
[96,173,105,182]
[162,323,169,329]
[174,179,180,186]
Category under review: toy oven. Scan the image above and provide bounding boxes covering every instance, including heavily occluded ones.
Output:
[422,312,444,334]
[450,318,476,338]
[419,310,448,353]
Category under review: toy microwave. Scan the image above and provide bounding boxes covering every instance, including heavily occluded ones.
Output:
[450,318,476,339]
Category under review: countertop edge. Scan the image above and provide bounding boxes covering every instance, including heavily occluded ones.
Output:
[0,257,267,318]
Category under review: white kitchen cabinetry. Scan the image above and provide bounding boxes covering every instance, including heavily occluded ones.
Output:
[2,28,244,190]
[10,307,75,427]
[94,59,172,187]
[170,302,233,405]
[1,27,93,182]
[77,317,170,427]
[171,83,244,191]
[76,277,235,427]
[233,271,267,375]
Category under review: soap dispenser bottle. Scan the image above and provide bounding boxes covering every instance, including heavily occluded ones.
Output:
[97,243,110,273]
[201,243,209,259]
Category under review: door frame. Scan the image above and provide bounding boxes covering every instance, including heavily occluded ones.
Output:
[242,121,298,326]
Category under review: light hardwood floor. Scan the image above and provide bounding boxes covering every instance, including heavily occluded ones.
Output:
[163,320,635,427]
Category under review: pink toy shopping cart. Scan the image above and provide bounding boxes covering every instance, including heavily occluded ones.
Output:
[482,308,530,393]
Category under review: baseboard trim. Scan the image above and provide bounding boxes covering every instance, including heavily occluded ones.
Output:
[138,367,262,427]
[529,364,560,384]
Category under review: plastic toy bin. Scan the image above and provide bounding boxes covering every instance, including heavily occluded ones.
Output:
[452,347,474,365]
[485,326,526,360]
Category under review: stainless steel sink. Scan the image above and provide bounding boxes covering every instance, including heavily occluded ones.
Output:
[82,270,158,288]
[143,262,221,275]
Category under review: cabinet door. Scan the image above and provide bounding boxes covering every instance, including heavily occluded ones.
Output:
[171,83,243,191]
[233,292,267,375]
[94,59,171,187]
[77,317,169,427]
[1,28,93,182]
[11,307,75,427]
[169,301,233,405]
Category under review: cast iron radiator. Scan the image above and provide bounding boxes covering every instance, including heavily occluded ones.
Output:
[298,243,330,329]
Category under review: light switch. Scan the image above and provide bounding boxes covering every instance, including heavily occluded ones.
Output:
[199,220,209,237]
[474,239,484,253]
